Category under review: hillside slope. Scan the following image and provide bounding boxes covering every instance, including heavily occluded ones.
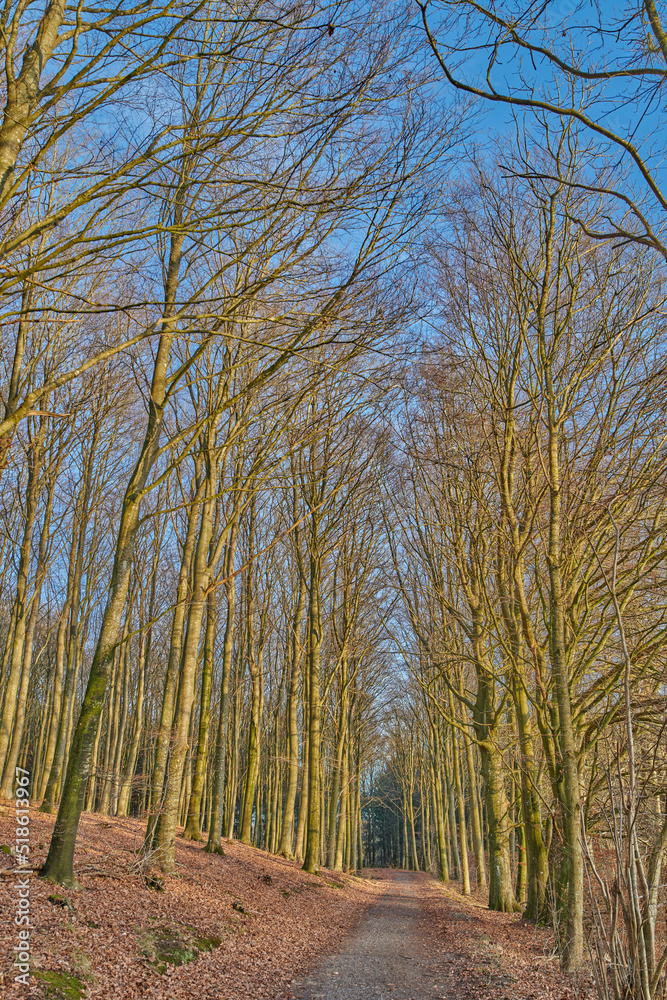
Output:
[0,810,379,999]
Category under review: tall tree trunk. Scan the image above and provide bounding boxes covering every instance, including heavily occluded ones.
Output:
[205,525,238,854]
[240,505,263,846]
[303,546,322,874]
[326,660,348,868]
[116,634,147,817]
[0,481,52,795]
[144,469,204,849]
[109,628,131,814]
[542,258,584,967]
[153,446,218,872]
[547,441,583,966]
[225,674,241,841]
[0,423,43,776]
[43,207,184,885]
[334,725,349,871]
[431,730,449,882]
[182,589,216,840]
[464,731,486,888]
[294,654,310,863]
[39,504,90,815]
[278,566,307,858]
[449,693,470,894]
[38,521,79,800]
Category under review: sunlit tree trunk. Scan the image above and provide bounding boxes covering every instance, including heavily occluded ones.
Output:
[278,550,307,858]
[145,468,204,848]
[449,692,470,894]
[153,436,220,872]
[205,523,238,854]
[430,729,449,883]
[0,476,53,795]
[0,421,43,777]
[42,239,182,882]
[182,587,216,840]
[464,732,486,888]
[326,655,349,868]
[303,541,323,873]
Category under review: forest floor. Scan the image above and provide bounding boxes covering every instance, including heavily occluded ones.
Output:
[0,809,595,1000]
[290,870,596,1000]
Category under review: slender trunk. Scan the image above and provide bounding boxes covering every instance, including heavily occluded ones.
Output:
[225,673,241,840]
[0,482,52,794]
[513,669,547,917]
[153,456,217,872]
[40,596,84,814]
[465,732,486,888]
[449,694,470,894]
[182,590,216,840]
[326,662,348,868]
[294,655,310,863]
[240,509,263,845]
[116,633,147,817]
[278,567,307,857]
[546,371,583,969]
[303,547,322,873]
[205,525,237,854]
[109,632,131,814]
[59,630,84,796]
[481,735,515,912]
[38,526,77,800]
[445,746,460,880]
[99,642,123,815]
[355,760,362,872]
[144,470,204,848]
[422,772,432,871]
[43,213,184,885]
[100,609,131,814]
[269,750,281,854]
[344,731,353,870]
[0,426,42,776]
[470,616,515,911]
[334,726,349,871]
[431,731,449,882]
[84,701,105,812]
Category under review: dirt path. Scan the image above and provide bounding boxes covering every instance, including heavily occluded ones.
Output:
[287,870,594,1000]
[288,872,449,1000]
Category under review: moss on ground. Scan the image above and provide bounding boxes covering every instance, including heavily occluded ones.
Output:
[32,969,85,999]
[137,924,222,975]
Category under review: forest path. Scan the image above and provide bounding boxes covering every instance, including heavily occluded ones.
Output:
[288,871,452,1000]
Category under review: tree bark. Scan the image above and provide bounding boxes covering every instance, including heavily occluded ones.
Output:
[303,545,322,873]
[205,524,238,854]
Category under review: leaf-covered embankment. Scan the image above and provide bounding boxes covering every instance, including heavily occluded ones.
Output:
[0,810,380,998]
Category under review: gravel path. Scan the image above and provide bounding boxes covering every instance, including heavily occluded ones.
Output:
[288,872,448,1000]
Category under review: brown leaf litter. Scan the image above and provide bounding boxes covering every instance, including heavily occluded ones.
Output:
[0,807,595,1000]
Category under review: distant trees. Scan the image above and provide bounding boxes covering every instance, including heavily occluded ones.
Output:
[378,156,667,978]
[410,4,667,977]
[35,0,436,885]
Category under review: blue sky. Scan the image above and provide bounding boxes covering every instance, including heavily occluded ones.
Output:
[414,0,667,242]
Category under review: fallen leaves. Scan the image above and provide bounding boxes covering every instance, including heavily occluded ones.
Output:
[0,810,598,1000]
[0,810,379,998]
[411,875,596,1000]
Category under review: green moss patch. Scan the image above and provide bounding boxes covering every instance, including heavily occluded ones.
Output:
[32,969,85,999]
[194,933,223,952]
[48,894,74,911]
[138,924,222,975]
